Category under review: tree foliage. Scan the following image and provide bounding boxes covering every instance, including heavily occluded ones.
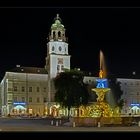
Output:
[54,69,89,118]
[117,99,125,109]
[108,75,124,107]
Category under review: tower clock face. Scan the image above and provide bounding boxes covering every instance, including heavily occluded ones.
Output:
[59,46,62,51]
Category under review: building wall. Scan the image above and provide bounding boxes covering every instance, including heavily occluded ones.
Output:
[0,72,48,116]
[117,78,140,115]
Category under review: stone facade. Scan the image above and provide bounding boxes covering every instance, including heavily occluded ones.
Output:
[0,67,48,116]
[117,78,140,115]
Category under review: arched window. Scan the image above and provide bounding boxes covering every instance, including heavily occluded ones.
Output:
[52,46,55,51]
[53,31,56,38]
[58,31,61,37]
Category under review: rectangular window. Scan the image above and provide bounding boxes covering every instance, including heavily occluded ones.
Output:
[43,87,46,92]
[61,65,64,71]
[14,97,17,102]
[7,94,12,100]
[22,97,25,102]
[37,87,40,92]
[13,86,17,91]
[8,100,12,103]
[29,97,32,102]
[21,86,25,92]
[29,87,32,92]
[8,88,12,91]
[37,97,40,103]
[44,97,47,102]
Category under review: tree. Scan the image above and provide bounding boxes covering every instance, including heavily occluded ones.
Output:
[108,75,123,108]
[117,99,125,110]
[54,69,89,119]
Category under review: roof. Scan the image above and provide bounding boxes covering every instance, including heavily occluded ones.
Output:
[51,14,65,30]
[9,66,48,74]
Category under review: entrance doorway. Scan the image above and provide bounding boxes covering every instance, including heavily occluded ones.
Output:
[13,105,26,115]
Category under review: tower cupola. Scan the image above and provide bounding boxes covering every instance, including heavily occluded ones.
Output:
[49,14,66,42]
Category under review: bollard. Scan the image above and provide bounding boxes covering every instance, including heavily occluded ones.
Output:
[97,122,100,127]
[59,120,62,125]
[56,121,59,126]
[51,120,54,125]
[73,122,76,127]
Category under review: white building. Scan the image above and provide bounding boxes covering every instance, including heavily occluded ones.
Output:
[117,78,140,115]
[1,14,140,117]
[0,14,71,117]
[0,67,48,116]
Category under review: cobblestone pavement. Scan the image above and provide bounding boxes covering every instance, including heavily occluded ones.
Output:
[0,118,140,132]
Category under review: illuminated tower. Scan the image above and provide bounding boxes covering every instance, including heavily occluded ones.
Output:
[45,14,71,102]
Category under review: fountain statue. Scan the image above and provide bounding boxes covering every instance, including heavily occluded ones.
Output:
[81,50,121,118]
[71,50,122,126]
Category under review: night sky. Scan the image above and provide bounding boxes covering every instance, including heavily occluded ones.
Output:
[0,7,140,79]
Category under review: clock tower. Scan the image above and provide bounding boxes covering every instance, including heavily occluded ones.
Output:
[45,14,71,102]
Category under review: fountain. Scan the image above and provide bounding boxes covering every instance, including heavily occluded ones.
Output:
[91,50,112,117]
[71,50,122,126]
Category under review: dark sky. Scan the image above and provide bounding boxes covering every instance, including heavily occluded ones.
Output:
[0,7,140,79]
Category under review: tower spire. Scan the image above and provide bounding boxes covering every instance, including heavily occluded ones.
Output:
[56,14,59,19]
[49,14,66,42]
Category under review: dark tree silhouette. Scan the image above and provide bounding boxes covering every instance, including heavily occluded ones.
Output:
[54,69,89,119]
[108,75,124,108]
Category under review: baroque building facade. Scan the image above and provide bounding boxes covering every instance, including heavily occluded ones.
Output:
[0,67,48,116]
[0,14,71,117]
[1,14,140,117]
[117,78,140,115]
